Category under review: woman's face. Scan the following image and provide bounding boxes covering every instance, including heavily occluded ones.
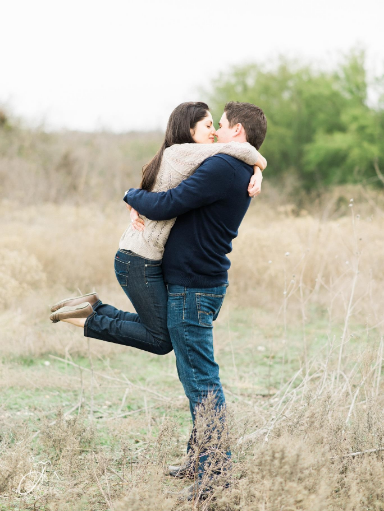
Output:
[191,111,216,144]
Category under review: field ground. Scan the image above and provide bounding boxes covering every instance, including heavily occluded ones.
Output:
[2,304,380,511]
[1,196,384,510]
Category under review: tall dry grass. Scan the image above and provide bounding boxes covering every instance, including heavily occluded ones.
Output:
[232,188,384,322]
[1,126,384,509]
[0,192,383,509]
[1,183,383,356]
[2,351,384,510]
[0,124,162,204]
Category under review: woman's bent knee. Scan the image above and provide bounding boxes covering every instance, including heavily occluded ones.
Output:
[156,342,173,355]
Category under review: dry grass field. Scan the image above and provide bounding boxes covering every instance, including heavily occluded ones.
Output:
[1,126,384,510]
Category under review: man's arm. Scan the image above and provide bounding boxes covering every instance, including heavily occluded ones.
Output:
[125,157,234,221]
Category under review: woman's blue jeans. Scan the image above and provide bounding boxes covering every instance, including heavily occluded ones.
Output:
[84,249,172,355]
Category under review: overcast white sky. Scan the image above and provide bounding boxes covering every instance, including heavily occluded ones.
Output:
[1,0,383,131]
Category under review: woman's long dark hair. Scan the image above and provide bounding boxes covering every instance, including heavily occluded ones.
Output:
[140,102,210,191]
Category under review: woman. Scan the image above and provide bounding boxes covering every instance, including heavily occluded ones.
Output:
[50,102,266,355]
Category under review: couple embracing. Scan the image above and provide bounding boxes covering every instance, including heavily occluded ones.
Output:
[50,100,267,499]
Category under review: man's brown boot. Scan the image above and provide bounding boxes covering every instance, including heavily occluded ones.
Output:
[168,461,194,479]
[50,292,99,312]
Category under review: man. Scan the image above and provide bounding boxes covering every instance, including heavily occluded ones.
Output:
[125,101,267,497]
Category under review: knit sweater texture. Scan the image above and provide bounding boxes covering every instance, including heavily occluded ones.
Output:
[119,142,258,260]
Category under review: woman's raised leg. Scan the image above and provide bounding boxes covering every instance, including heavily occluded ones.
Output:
[83,250,172,355]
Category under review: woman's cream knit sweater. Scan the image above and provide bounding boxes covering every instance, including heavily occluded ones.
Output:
[119,142,259,260]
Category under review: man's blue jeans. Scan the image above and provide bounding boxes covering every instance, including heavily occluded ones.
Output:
[167,284,230,477]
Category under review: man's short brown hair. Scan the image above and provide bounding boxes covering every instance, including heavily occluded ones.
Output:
[224,101,267,149]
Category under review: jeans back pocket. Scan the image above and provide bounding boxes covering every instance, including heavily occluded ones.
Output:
[195,293,225,327]
[114,257,130,287]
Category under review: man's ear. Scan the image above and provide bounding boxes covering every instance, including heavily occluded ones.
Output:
[233,123,244,138]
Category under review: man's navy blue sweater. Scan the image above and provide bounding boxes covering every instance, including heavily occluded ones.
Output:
[125,154,253,288]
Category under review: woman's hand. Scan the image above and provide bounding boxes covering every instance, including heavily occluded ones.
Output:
[248,166,263,197]
[126,204,145,231]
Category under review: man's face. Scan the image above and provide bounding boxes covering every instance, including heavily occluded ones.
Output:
[215,112,235,143]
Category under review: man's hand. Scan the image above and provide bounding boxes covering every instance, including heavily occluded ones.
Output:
[248,166,263,197]
[126,203,145,231]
